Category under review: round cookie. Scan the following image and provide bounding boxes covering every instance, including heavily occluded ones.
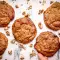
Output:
[12,17,37,44]
[34,31,59,57]
[0,32,8,55]
[0,1,15,27]
[44,2,60,30]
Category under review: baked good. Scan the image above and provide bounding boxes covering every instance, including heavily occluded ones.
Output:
[34,31,59,57]
[0,1,15,27]
[0,32,8,55]
[44,2,60,30]
[12,17,37,44]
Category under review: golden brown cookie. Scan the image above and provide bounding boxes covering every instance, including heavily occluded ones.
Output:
[34,31,59,57]
[0,1,15,27]
[0,32,8,55]
[12,17,37,44]
[44,2,60,30]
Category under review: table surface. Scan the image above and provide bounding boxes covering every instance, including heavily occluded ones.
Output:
[0,0,60,60]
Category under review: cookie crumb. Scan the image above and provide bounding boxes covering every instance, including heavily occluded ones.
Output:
[21,4,23,6]
[38,10,44,14]
[8,50,12,55]
[53,35,57,37]
[11,39,15,44]
[30,50,36,58]
[22,11,26,15]
[27,0,30,1]
[6,31,10,36]
[50,1,54,4]
[39,1,41,4]
[12,0,16,1]
[29,44,33,48]
[18,43,26,50]
[38,22,43,29]
[0,55,2,59]
[15,5,19,8]
[25,14,30,17]
[58,32,60,36]
[28,5,32,10]
[20,55,24,60]
[5,59,7,60]
[42,0,46,5]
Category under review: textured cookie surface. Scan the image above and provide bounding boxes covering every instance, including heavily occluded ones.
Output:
[34,31,59,57]
[12,17,37,44]
[44,2,60,30]
[0,1,15,27]
[0,32,8,55]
